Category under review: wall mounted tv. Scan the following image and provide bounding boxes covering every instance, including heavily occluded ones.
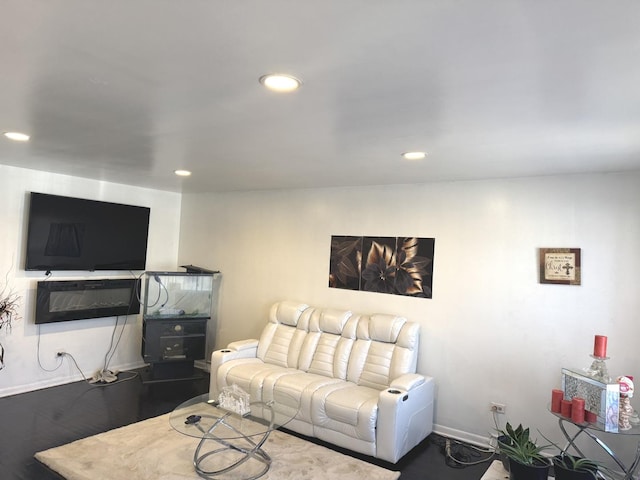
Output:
[25,192,151,271]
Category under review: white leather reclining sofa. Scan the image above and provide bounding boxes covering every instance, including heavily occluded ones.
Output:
[209,301,434,463]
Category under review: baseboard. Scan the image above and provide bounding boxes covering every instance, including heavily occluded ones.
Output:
[433,423,494,449]
[0,360,147,398]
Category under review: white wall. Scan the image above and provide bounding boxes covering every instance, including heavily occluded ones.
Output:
[178,171,640,460]
[0,164,182,397]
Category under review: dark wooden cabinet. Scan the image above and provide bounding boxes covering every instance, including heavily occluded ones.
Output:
[141,317,207,380]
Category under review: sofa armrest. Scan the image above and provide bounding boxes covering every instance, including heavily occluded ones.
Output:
[211,339,259,365]
[389,373,425,392]
[209,339,259,396]
[227,339,259,353]
[376,375,435,463]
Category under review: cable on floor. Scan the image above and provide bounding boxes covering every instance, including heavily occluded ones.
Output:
[429,434,496,469]
[59,351,139,387]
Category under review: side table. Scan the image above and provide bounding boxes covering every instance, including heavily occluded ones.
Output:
[550,410,640,479]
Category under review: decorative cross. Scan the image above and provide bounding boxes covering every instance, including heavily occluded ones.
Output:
[562,262,574,275]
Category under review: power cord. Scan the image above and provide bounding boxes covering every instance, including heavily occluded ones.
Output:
[444,438,495,467]
[101,315,128,378]
[429,434,495,469]
[57,351,139,386]
[38,316,135,386]
[492,409,504,436]
[36,325,64,372]
[129,271,146,306]
[142,273,168,308]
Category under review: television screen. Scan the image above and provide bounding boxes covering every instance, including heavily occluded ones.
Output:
[25,192,150,271]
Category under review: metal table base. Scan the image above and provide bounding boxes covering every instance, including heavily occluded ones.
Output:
[192,412,273,480]
[556,417,640,480]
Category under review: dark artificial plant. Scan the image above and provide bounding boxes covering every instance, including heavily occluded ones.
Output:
[0,274,20,370]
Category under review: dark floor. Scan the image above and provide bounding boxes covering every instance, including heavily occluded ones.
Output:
[0,368,494,479]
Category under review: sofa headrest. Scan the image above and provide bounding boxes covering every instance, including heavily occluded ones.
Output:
[308,308,352,335]
[269,301,309,326]
[357,314,407,343]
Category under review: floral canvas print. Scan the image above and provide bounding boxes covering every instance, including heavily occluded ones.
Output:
[328,236,362,291]
[329,235,435,298]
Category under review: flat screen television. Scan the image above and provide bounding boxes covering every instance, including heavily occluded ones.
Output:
[25,192,150,271]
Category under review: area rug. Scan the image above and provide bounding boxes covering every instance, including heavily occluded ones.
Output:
[35,413,400,480]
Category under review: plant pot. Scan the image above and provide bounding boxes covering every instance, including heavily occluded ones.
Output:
[497,435,510,472]
[552,455,598,480]
[508,457,551,480]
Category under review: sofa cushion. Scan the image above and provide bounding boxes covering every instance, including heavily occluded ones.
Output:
[311,383,379,442]
[347,315,419,390]
[267,372,344,422]
[260,324,304,367]
[269,301,308,326]
[308,332,343,377]
[257,301,309,368]
[297,308,356,377]
[216,359,297,402]
[366,314,406,343]
[313,308,352,334]
[355,341,396,390]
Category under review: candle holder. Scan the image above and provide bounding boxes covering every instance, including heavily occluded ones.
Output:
[585,354,611,383]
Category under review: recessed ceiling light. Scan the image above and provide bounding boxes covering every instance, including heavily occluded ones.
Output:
[3,131,30,142]
[174,169,192,177]
[259,74,302,92]
[402,151,426,160]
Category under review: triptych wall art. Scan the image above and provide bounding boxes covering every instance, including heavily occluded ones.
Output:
[329,236,435,298]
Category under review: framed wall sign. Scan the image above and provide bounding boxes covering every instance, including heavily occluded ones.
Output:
[539,248,581,285]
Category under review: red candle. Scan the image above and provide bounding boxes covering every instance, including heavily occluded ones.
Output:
[561,399,572,418]
[585,410,598,423]
[571,397,585,423]
[594,335,608,358]
[551,389,564,413]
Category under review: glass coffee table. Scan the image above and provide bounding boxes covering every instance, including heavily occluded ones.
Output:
[170,394,295,480]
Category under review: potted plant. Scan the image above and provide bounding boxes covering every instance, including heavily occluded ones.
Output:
[537,430,600,479]
[552,453,599,480]
[498,422,551,480]
[496,433,511,472]
[0,277,20,371]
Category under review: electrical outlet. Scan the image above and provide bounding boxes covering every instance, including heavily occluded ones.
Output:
[490,402,506,414]
[56,350,66,357]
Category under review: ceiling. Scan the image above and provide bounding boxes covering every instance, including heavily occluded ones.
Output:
[1,1,639,194]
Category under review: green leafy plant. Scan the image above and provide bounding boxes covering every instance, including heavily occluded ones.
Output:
[553,453,599,475]
[537,429,600,477]
[497,422,550,466]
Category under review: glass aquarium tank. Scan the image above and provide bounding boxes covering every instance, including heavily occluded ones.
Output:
[143,271,215,319]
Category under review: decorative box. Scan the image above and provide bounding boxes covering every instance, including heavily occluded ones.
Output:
[218,384,251,416]
[562,367,619,432]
